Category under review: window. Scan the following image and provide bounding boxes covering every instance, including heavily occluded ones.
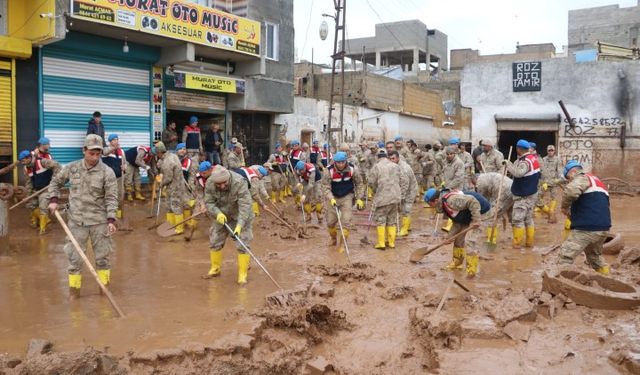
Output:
[265,22,279,61]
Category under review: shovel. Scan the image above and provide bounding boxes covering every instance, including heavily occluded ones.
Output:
[334,205,352,263]
[117,177,133,231]
[486,146,512,251]
[359,204,376,245]
[147,180,157,218]
[9,185,49,210]
[409,224,479,263]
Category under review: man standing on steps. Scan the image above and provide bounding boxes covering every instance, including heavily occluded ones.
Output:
[538,145,562,224]
[48,134,118,297]
[368,148,404,250]
[101,134,125,219]
[503,139,540,249]
[124,144,154,201]
[182,116,203,157]
[321,151,365,253]
[556,160,611,275]
[389,150,415,237]
[203,166,254,284]
[86,111,106,146]
[423,187,489,277]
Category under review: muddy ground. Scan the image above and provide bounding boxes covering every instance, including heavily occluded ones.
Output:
[1,196,639,374]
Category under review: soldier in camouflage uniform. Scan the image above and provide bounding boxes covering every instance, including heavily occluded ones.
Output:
[538,145,562,224]
[473,172,514,245]
[556,160,610,274]
[368,149,406,250]
[48,135,118,297]
[203,166,254,284]
[407,141,425,192]
[232,165,270,217]
[295,160,323,223]
[225,143,245,169]
[504,139,540,249]
[433,142,445,186]
[389,150,416,237]
[457,143,474,190]
[441,145,466,232]
[157,142,188,235]
[177,143,200,230]
[267,143,289,203]
[421,146,436,190]
[477,138,504,173]
[394,135,411,161]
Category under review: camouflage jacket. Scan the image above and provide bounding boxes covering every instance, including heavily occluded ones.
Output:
[442,156,465,190]
[478,148,504,173]
[368,158,403,207]
[398,160,417,201]
[225,152,244,169]
[160,153,186,195]
[205,170,253,228]
[541,155,562,185]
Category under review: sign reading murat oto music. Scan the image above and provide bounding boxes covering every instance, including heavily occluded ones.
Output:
[71,0,261,57]
[174,71,245,94]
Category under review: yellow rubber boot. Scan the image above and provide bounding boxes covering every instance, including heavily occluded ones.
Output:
[563,218,571,240]
[69,274,81,297]
[270,191,277,204]
[97,269,111,286]
[337,229,349,254]
[386,226,397,248]
[512,227,525,249]
[278,190,286,203]
[316,203,323,214]
[534,206,542,218]
[126,187,134,202]
[174,214,185,235]
[548,200,558,223]
[161,187,167,198]
[30,208,40,228]
[465,254,479,277]
[374,226,386,250]
[303,203,313,217]
[367,186,373,199]
[441,218,453,232]
[595,265,610,275]
[541,205,550,214]
[134,190,146,201]
[184,209,197,227]
[486,226,499,245]
[286,185,293,196]
[252,202,260,216]
[445,247,466,270]
[295,195,301,205]
[237,253,251,284]
[206,250,223,277]
[39,213,51,235]
[328,227,338,246]
[116,208,122,219]
[399,216,411,236]
[525,226,535,248]
[166,212,175,225]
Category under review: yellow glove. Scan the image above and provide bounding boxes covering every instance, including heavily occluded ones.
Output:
[233,224,242,236]
[300,194,306,203]
[542,182,548,191]
[440,181,446,188]
[564,218,571,230]
[188,199,195,208]
[216,212,227,225]
[296,183,303,192]
[155,174,163,183]
[356,199,365,210]
[330,198,337,207]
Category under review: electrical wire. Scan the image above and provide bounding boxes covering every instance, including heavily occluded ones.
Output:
[299,0,315,59]
[8,0,52,37]
[364,0,406,50]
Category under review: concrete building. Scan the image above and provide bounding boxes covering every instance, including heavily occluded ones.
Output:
[569,2,640,54]
[341,20,448,79]
[14,0,293,168]
[461,59,639,182]
[450,43,557,70]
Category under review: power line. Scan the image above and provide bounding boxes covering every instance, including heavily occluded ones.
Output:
[8,0,51,37]
[299,0,315,59]
[364,0,406,50]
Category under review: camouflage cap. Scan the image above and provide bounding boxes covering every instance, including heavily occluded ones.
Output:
[84,134,104,150]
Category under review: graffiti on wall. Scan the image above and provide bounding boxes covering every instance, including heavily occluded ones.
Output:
[558,115,625,170]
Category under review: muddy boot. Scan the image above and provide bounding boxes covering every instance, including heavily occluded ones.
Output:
[134,189,146,201]
[444,247,465,271]
[237,253,250,285]
[386,226,397,248]
[512,227,525,249]
[126,187,134,202]
[116,208,122,219]
[303,203,313,221]
[270,191,277,204]
[69,274,81,299]
[337,229,349,254]
[595,264,610,275]
[38,213,51,235]
[174,214,185,235]
[525,226,535,248]
[203,250,223,279]
[30,208,40,228]
[562,218,571,240]
[374,226,386,250]
[547,200,558,224]
[465,254,479,278]
[316,211,323,224]
[486,226,498,245]
[97,269,110,287]
[328,227,338,246]
[399,216,411,237]
[278,190,286,203]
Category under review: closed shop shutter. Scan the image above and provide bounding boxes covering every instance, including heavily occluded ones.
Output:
[0,59,12,158]
[42,44,152,164]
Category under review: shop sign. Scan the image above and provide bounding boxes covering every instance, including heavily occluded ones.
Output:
[70,0,261,57]
[512,61,541,92]
[174,71,245,94]
[166,90,225,112]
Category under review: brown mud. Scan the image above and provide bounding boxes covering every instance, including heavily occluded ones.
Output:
[1,197,639,373]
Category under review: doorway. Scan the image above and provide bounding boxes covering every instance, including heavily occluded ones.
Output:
[231,112,271,166]
[497,130,557,160]
[166,110,226,148]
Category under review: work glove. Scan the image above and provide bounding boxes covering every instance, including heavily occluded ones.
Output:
[501,160,508,166]
[233,224,242,236]
[155,174,163,183]
[300,194,307,203]
[440,181,446,188]
[188,199,195,208]
[330,198,337,207]
[296,183,303,192]
[356,199,365,210]
[564,218,572,230]
[542,182,548,191]
[216,212,227,225]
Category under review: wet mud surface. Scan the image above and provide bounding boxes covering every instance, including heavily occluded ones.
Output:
[1,197,639,373]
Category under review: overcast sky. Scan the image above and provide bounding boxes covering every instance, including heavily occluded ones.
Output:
[293,0,638,66]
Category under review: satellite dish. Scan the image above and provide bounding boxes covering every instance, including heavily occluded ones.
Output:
[319,20,329,41]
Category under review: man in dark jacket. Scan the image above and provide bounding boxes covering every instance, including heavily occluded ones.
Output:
[87,111,105,146]
[204,121,223,165]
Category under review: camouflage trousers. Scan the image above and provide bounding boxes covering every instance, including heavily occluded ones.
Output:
[326,194,353,230]
[558,230,607,269]
[167,185,185,215]
[374,203,398,226]
[512,193,538,228]
[209,217,253,253]
[400,198,413,216]
[64,221,112,274]
[124,164,142,190]
[27,191,50,212]
[270,172,286,192]
[537,184,560,208]
[450,222,481,255]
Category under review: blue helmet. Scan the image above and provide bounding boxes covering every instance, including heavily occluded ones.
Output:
[333,151,347,162]
[313,140,319,145]
[189,116,198,124]
[107,134,118,142]
[323,143,329,149]
[563,160,582,178]
[176,143,186,151]
[394,135,403,141]
[275,143,281,148]
[38,137,50,145]
[516,139,530,149]
[295,160,305,170]
[19,150,32,160]
[448,137,460,145]
[257,166,268,176]
[377,141,385,148]
[291,140,300,146]
[529,142,537,149]
[199,161,212,172]
[423,188,438,202]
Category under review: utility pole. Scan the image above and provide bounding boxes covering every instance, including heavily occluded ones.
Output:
[324,0,346,147]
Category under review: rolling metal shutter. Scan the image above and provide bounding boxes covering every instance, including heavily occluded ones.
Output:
[42,45,152,164]
[0,59,12,158]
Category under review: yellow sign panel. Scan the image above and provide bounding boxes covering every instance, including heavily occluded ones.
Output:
[174,71,245,94]
[71,0,261,57]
